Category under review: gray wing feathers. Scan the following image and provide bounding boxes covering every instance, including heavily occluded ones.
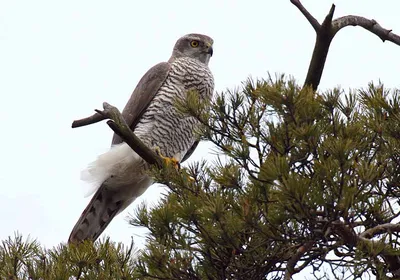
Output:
[181,140,199,163]
[111,61,199,163]
[69,62,170,243]
[112,62,171,145]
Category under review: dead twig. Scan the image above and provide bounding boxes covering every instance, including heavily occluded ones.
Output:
[72,102,163,168]
[71,112,106,128]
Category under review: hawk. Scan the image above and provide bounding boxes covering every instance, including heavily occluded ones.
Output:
[68,33,214,243]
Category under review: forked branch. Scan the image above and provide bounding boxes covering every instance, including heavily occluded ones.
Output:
[291,0,400,90]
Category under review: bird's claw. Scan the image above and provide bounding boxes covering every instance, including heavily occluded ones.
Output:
[154,147,180,170]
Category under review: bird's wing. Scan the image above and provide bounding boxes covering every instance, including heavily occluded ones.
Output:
[69,62,170,244]
[181,140,199,163]
[112,62,171,145]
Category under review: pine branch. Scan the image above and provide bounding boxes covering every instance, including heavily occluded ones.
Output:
[284,241,314,280]
[291,1,400,90]
[71,102,163,168]
[332,220,400,277]
[360,223,400,239]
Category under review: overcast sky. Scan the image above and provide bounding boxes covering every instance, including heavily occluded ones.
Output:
[1,0,399,268]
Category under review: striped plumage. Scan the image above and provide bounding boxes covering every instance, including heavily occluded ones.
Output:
[68,34,214,243]
[135,57,214,159]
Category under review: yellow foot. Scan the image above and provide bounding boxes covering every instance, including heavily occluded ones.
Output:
[154,147,180,170]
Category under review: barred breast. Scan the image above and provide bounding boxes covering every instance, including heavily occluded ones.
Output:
[134,57,214,160]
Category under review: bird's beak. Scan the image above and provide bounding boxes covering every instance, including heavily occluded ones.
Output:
[208,46,213,56]
[206,42,213,57]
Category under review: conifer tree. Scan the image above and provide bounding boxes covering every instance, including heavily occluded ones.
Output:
[2,1,400,279]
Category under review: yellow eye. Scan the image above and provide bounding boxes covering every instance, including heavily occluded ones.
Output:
[190,40,199,48]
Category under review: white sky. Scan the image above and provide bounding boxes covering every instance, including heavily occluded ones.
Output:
[1,0,399,276]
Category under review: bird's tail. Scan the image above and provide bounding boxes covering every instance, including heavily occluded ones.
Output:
[68,185,123,243]
[80,143,142,198]
[68,143,151,243]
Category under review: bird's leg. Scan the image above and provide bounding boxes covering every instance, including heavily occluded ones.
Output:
[154,147,180,170]
[154,147,196,182]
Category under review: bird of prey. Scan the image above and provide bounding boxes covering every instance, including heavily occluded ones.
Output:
[68,33,214,243]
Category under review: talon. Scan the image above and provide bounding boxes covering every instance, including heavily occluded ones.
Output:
[163,157,180,170]
[154,147,180,170]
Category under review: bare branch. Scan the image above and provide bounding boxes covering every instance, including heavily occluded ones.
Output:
[301,4,336,90]
[360,223,400,239]
[71,112,106,128]
[73,102,163,168]
[332,16,400,45]
[321,4,335,29]
[290,0,320,31]
[291,1,400,90]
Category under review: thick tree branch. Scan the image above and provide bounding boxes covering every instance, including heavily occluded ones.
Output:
[291,1,400,90]
[284,241,314,280]
[303,4,336,91]
[332,220,400,277]
[331,220,358,247]
[72,102,163,168]
[360,223,400,239]
[332,16,400,44]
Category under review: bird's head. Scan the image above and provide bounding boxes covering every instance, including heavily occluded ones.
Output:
[171,33,214,65]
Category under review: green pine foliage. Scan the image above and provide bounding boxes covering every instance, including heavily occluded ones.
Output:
[0,234,139,279]
[133,75,400,279]
[1,75,400,279]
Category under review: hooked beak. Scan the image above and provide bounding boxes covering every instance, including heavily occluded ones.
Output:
[206,42,213,57]
[208,46,213,56]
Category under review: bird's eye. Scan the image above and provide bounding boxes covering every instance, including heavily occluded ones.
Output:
[190,40,199,48]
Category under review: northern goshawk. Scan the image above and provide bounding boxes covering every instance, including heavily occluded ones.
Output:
[69,33,214,243]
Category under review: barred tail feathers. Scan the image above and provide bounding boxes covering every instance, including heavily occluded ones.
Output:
[69,143,152,243]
